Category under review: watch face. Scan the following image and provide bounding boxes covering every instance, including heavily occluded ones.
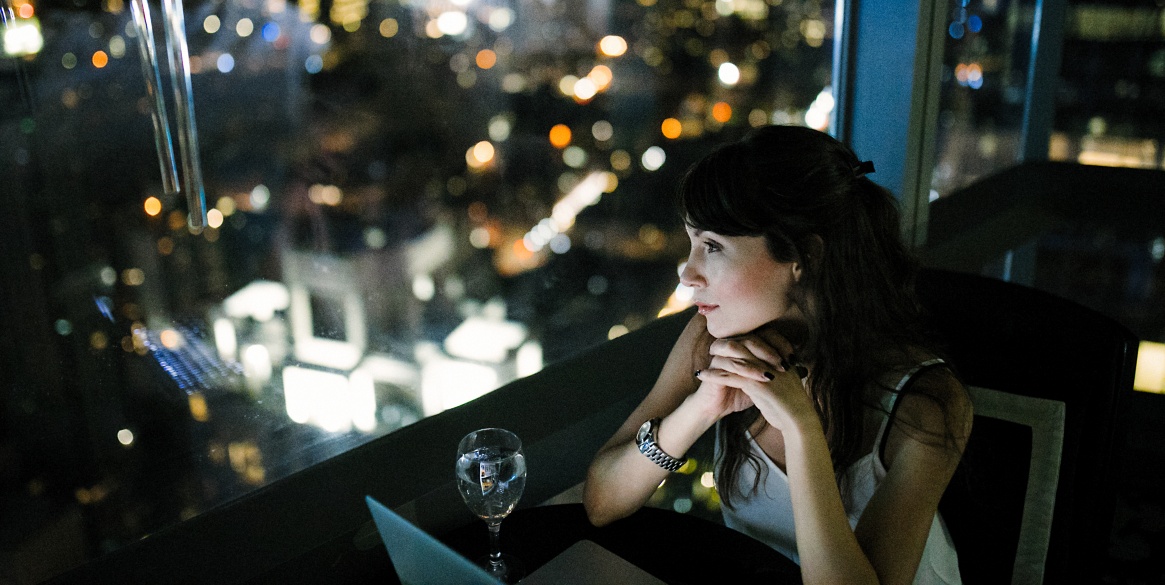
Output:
[636,420,651,444]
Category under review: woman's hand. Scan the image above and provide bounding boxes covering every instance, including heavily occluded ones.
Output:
[695,328,818,432]
[685,374,755,421]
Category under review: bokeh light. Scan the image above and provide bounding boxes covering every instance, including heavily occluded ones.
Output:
[466,141,495,169]
[610,150,631,171]
[207,209,224,228]
[305,54,323,73]
[712,102,732,123]
[549,124,572,148]
[261,22,280,42]
[587,65,613,91]
[217,53,235,73]
[488,8,514,31]
[216,196,237,216]
[109,36,126,58]
[592,120,613,141]
[660,118,682,139]
[641,146,666,171]
[598,35,627,57]
[476,49,497,69]
[236,18,254,37]
[563,146,587,168]
[309,23,330,44]
[436,11,468,36]
[573,77,597,101]
[160,329,183,349]
[488,116,511,141]
[718,62,740,86]
[558,75,579,96]
[308,184,343,205]
[379,18,398,37]
[144,196,162,216]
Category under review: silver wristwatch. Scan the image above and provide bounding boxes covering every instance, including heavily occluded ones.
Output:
[635,418,687,472]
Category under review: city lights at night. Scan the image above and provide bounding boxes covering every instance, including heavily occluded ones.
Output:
[3,0,1165,581]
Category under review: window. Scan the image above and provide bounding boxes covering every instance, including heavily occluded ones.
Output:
[924,0,1165,392]
[0,0,835,579]
[1050,0,1165,169]
[931,0,1035,199]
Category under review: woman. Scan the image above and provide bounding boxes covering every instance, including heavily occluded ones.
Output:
[583,126,972,584]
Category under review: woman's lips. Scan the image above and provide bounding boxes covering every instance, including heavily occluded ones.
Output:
[695,303,718,315]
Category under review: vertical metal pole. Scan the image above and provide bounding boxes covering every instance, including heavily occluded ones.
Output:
[130,0,180,196]
[830,0,857,143]
[160,0,208,230]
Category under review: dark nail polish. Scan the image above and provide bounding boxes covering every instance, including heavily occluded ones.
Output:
[694,370,702,378]
[763,372,775,381]
[795,365,809,378]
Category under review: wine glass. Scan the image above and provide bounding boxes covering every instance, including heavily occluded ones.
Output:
[455,428,527,583]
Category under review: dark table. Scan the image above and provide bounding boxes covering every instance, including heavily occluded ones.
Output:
[439,504,801,584]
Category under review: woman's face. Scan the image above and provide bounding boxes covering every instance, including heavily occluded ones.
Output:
[680,227,803,338]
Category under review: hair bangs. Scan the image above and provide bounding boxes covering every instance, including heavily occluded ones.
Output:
[678,144,765,237]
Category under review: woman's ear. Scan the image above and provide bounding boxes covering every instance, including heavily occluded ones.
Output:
[794,234,825,280]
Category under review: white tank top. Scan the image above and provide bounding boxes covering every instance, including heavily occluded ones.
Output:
[716,359,963,584]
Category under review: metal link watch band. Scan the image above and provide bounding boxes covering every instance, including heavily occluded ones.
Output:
[636,418,687,472]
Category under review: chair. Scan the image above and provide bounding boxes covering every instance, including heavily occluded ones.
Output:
[918,269,1138,584]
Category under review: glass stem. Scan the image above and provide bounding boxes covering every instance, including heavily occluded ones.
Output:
[488,522,504,570]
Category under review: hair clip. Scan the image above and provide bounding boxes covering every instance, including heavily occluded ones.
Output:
[853,160,875,178]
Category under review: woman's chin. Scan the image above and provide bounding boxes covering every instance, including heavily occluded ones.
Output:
[705,321,753,339]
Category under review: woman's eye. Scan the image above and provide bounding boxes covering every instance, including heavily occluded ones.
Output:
[702,240,720,253]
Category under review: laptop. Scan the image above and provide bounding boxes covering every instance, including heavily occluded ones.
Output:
[365,496,666,585]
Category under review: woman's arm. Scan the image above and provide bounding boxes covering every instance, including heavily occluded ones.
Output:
[583,314,756,526]
[852,367,972,584]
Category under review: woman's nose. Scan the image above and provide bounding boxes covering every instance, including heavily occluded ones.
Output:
[679,260,704,288]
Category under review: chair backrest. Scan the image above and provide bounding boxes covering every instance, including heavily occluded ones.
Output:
[918,269,1138,585]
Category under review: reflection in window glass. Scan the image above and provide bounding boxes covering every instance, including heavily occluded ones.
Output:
[1050,1,1165,170]
[932,0,1165,197]
[931,0,1034,199]
[0,0,833,578]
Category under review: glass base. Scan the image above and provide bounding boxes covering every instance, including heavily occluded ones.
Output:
[475,553,525,584]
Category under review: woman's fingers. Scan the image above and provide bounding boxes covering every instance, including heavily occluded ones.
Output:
[709,335,794,372]
[698,367,810,429]
[709,355,775,382]
[690,370,755,416]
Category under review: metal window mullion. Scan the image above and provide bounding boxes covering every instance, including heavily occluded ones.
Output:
[901,0,949,249]
[1020,0,1069,162]
[830,0,859,144]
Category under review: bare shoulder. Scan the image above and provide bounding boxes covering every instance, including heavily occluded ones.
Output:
[891,364,973,454]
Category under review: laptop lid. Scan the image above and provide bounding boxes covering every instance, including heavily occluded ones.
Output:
[366,495,500,585]
[365,496,666,585]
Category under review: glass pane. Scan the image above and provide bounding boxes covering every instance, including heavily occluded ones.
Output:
[0,0,834,579]
[1049,0,1165,169]
[930,0,1036,200]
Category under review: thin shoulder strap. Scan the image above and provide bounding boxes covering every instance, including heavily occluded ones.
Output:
[876,358,948,467]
